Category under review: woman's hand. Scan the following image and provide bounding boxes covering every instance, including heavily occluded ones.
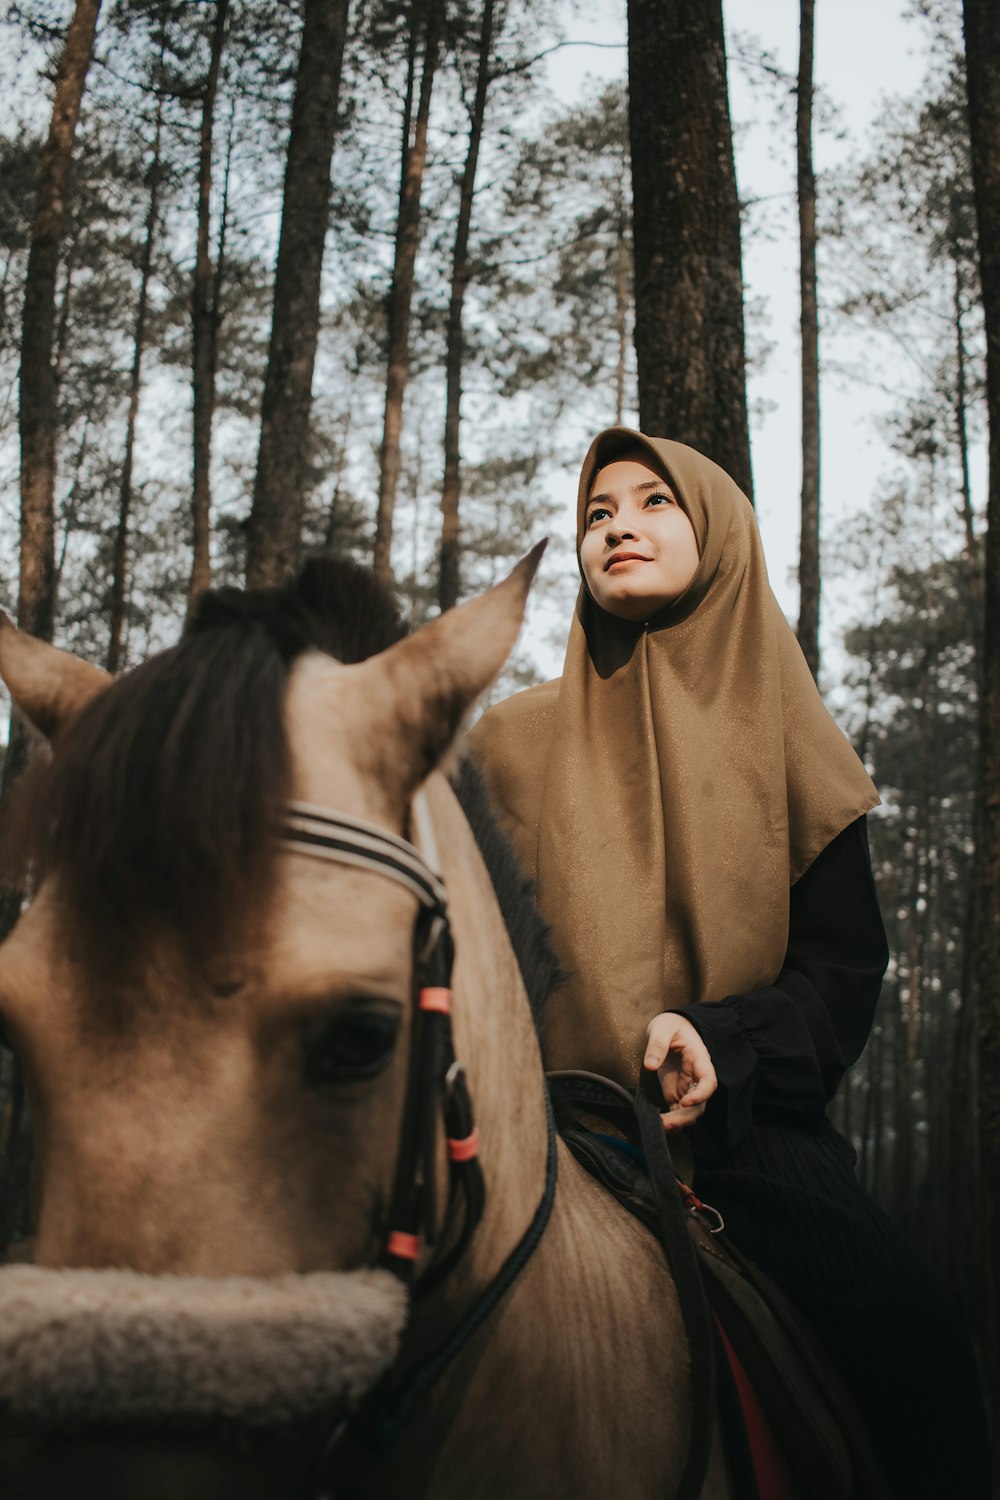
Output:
[644,1013,718,1131]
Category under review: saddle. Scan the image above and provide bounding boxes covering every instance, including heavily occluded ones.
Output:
[547,1071,889,1500]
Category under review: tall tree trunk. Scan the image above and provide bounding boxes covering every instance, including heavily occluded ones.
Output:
[52,237,79,394]
[324,402,354,549]
[188,0,230,608]
[626,0,752,499]
[952,244,976,561]
[614,179,629,427]
[962,0,1000,1452]
[438,0,495,613]
[55,415,91,599]
[1,0,102,941]
[796,0,820,680]
[16,0,102,646]
[107,59,165,674]
[245,0,350,588]
[373,0,444,582]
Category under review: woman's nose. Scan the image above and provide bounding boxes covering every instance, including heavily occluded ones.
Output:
[607,523,637,545]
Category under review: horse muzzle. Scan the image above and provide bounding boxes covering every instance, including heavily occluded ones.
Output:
[0,1263,408,1498]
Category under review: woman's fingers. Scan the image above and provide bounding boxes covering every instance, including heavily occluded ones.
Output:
[660,1101,707,1131]
[643,1012,718,1130]
[678,1069,716,1105]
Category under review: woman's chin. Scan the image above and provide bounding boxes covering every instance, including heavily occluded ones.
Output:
[596,588,667,623]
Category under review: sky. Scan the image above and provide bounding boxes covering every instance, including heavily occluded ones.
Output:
[531,0,945,681]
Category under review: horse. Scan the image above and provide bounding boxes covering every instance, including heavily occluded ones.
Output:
[0,551,732,1499]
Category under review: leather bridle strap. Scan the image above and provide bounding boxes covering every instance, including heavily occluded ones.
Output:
[283,800,448,938]
[281,796,478,1282]
[282,793,559,1495]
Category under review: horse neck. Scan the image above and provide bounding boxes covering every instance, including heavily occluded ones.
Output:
[422,774,549,1281]
[422,775,673,1320]
[401,779,701,1497]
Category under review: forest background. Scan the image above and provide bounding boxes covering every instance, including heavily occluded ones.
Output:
[1,0,999,1460]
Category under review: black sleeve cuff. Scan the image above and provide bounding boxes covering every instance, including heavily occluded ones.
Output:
[667,991,827,1151]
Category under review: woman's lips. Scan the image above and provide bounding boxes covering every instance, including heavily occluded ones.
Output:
[605,552,651,571]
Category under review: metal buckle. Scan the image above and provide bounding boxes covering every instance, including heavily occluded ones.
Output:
[444,1059,465,1103]
[696,1202,725,1234]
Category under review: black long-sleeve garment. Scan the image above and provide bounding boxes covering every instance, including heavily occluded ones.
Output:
[674,816,990,1498]
[668,815,889,1151]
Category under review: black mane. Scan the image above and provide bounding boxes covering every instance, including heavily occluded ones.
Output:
[3,559,409,978]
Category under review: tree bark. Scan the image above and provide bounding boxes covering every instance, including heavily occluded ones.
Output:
[796,0,820,680]
[626,0,752,499]
[963,0,1000,1453]
[438,0,495,613]
[1,0,102,942]
[614,186,629,428]
[188,0,230,608]
[107,56,165,674]
[17,0,102,645]
[952,245,976,561]
[245,0,350,588]
[373,0,444,582]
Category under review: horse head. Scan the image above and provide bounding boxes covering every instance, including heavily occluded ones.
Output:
[0,547,563,1498]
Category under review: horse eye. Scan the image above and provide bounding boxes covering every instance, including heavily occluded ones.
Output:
[302,1004,402,1087]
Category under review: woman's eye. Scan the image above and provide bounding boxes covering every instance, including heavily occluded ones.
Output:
[302,1005,402,1087]
[645,492,674,508]
[587,507,611,526]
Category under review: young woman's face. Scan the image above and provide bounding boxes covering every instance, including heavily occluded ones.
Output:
[579,456,700,621]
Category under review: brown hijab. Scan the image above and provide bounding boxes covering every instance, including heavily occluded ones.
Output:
[469,428,878,1087]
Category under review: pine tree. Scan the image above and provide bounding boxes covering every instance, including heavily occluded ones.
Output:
[962,0,1000,1447]
[2,0,103,940]
[796,0,820,680]
[245,0,351,588]
[626,0,752,496]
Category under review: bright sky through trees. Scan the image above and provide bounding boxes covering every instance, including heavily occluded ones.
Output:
[543,0,945,651]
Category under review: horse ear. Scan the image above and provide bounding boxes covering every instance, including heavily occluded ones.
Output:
[356,541,546,810]
[0,613,112,740]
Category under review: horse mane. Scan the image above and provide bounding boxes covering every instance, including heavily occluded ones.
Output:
[1,557,557,1026]
[452,756,560,1036]
[0,560,404,985]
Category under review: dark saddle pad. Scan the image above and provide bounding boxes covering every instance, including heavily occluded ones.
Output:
[548,1071,889,1500]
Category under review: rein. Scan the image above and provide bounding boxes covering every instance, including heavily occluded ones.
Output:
[281,794,558,1486]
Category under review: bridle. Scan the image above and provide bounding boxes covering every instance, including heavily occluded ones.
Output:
[281,794,559,1481]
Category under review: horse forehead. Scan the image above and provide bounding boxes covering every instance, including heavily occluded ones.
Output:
[286,652,364,755]
[270,853,420,975]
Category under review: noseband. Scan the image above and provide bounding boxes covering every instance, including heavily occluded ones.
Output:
[281,793,558,1470]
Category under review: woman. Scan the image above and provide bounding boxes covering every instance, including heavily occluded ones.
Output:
[469,428,989,1498]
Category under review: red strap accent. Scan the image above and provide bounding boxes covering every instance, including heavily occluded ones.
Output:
[386,1230,421,1262]
[677,1178,706,1213]
[419,986,452,1014]
[448,1128,480,1163]
[717,1323,801,1500]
